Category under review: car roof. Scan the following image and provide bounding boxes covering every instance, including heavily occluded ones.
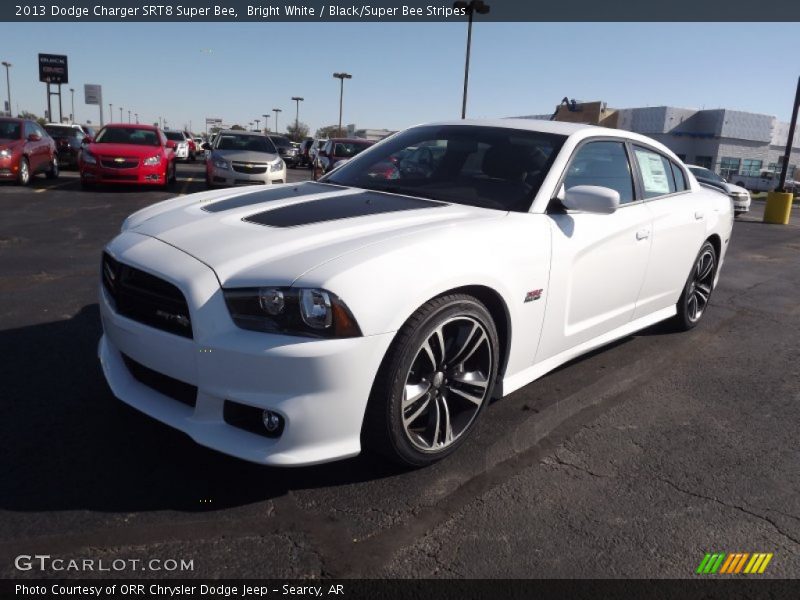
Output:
[218,130,266,136]
[105,123,159,130]
[329,138,374,143]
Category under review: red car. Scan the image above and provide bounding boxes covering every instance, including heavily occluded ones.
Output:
[183,131,197,160]
[0,118,59,185]
[79,123,177,189]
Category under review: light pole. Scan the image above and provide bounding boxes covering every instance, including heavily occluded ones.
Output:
[119,106,123,122]
[272,108,282,133]
[453,1,490,119]
[128,110,131,123]
[262,114,270,132]
[255,118,260,131]
[109,103,113,123]
[332,73,352,137]
[69,87,75,122]
[135,113,139,124]
[1,61,11,117]
[291,96,304,141]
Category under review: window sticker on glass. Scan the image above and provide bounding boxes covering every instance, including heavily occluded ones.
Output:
[635,148,672,197]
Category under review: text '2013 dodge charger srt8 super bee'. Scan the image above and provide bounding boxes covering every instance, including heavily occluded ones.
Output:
[98,120,733,467]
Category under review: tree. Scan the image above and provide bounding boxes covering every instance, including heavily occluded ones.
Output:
[315,125,343,139]
[285,121,310,142]
[230,124,245,131]
[19,110,38,120]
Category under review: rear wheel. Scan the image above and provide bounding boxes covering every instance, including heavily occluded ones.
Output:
[17,157,30,186]
[363,294,499,467]
[673,241,717,331]
[46,156,59,179]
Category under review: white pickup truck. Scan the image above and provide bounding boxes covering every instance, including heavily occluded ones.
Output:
[731,170,798,194]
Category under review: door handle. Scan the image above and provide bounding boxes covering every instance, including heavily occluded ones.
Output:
[636,229,650,240]
[694,211,704,220]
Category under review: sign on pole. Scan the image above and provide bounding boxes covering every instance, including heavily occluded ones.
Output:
[84,84,101,105]
[38,54,68,84]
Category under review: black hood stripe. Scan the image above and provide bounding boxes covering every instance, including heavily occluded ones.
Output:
[243,191,445,228]
[202,182,345,213]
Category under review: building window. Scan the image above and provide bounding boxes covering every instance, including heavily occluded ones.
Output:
[719,157,741,179]
[741,159,762,177]
[694,155,713,169]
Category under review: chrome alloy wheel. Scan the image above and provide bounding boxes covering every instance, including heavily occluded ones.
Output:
[402,316,493,452]
[687,246,715,322]
[19,159,30,185]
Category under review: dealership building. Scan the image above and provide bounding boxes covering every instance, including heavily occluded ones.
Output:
[517,101,800,181]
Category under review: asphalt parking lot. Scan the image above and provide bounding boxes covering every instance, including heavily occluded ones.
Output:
[1,166,798,579]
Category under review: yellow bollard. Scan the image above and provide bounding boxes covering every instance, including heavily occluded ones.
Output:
[763,191,793,225]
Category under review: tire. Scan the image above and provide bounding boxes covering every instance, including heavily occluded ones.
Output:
[46,156,59,180]
[673,241,717,331]
[17,157,30,186]
[362,294,499,467]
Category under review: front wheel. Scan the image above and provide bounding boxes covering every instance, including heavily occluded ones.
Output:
[17,157,30,186]
[363,294,499,467]
[673,241,717,331]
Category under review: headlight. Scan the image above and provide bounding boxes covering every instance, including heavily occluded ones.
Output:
[82,151,97,165]
[0,148,10,158]
[213,157,229,170]
[270,159,284,173]
[142,155,161,166]
[223,287,361,338]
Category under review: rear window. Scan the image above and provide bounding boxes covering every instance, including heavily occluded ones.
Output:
[269,136,292,146]
[45,126,83,138]
[333,142,372,158]
[164,131,186,141]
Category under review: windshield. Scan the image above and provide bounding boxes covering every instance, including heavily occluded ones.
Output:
[689,166,723,183]
[164,131,185,141]
[0,120,22,140]
[215,134,277,153]
[45,125,83,138]
[95,127,160,146]
[333,141,372,158]
[324,125,566,211]
[270,136,292,147]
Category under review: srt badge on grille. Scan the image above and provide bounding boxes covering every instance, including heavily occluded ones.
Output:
[155,310,190,328]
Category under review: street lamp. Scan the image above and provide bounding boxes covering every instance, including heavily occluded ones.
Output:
[255,118,260,131]
[69,87,75,122]
[135,113,139,124]
[128,110,131,123]
[109,103,113,123]
[291,96,304,141]
[1,61,11,117]
[262,113,270,132]
[332,73,352,137]
[119,106,123,122]
[272,108,282,133]
[453,0,490,119]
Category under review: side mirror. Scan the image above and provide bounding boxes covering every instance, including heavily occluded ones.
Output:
[27,133,42,142]
[562,185,620,214]
[202,142,211,150]
[165,140,177,149]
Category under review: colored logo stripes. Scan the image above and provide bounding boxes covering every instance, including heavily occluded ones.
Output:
[696,552,773,574]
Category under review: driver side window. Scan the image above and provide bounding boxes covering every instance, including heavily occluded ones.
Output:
[564,141,635,204]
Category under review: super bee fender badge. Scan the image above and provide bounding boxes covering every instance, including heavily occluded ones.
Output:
[524,289,543,303]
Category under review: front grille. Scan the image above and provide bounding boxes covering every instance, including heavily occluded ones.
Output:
[101,173,138,181]
[102,252,193,338]
[232,162,268,174]
[122,354,197,407]
[235,179,266,185]
[100,158,139,169]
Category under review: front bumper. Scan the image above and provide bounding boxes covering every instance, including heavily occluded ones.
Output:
[208,164,286,186]
[0,155,19,179]
[81,162,167,185]
[731,194,751,212]
[98,233,394,466]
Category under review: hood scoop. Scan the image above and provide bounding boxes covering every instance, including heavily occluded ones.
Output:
[243,191,446,228]
[202,181,343,213]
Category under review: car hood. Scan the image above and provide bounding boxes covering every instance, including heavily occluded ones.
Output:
[122,182,503,287]
[87,143,163,157]
[724,182,748,195]
[212,150,279,163]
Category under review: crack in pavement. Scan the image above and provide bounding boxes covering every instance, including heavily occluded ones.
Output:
[655,476,800,547]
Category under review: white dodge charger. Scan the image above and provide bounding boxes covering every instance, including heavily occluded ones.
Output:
[98,120,733,467]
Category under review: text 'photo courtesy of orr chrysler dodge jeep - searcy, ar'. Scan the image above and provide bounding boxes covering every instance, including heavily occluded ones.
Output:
[98,119,733,468]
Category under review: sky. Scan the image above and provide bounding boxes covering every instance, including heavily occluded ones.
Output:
[0,22,797,135]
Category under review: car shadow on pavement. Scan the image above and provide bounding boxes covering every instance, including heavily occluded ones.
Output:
[0,305,404,514]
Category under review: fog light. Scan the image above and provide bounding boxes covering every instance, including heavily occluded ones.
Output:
[262,410,283,433]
